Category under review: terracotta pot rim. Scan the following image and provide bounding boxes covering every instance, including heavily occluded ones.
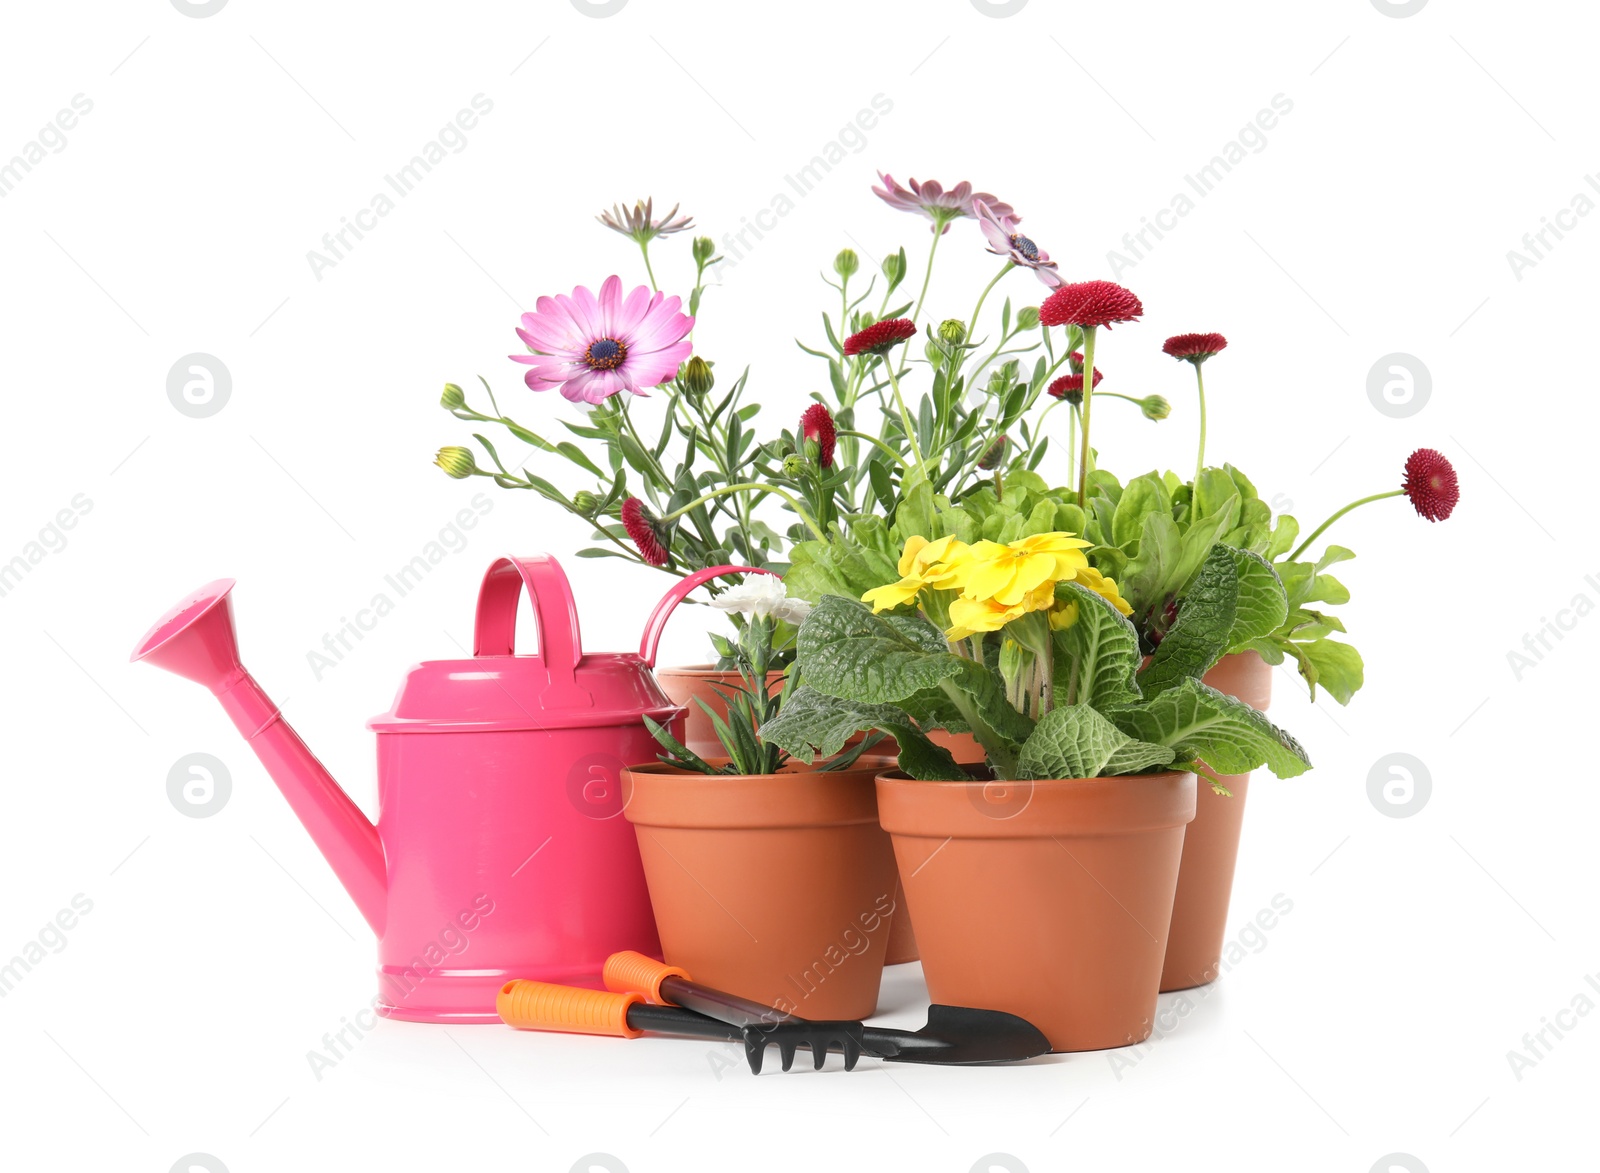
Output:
[623,759,894,829]
[875,769,1197,838]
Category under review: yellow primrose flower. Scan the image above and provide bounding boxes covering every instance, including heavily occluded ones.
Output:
[1074,566,1134,617]
[947,580,1056,641]
[862,534,971,613]
[960,532,1091,607]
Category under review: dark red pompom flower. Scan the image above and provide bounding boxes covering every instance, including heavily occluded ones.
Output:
[1163,332,1228,363]
[1402,448,1459,522]
[1039,280,1144,330]
[621,497,670,566]
[844,318,918,356]
[1047,370,1101,402]
[801,403,837,469]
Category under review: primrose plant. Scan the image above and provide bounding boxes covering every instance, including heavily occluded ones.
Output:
[763,530,1311,791]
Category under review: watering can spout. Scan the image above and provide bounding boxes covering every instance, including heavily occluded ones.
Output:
[132,580,387,935]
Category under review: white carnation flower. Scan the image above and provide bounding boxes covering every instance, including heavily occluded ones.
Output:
[708,575,811,625]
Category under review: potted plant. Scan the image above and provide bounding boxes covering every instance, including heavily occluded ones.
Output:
[761,523,1312,1052]
[619,578,902,1021]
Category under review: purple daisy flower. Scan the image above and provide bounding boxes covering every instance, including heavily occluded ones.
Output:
[975,199,1062,288]
[510,275,694,404]
[872,172,1014,234]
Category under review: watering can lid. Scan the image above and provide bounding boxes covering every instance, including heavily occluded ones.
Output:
[366,556,773,733]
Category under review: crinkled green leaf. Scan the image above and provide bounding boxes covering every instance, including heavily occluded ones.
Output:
[1053,582,1142,708]
[1138,544,1237,699]
[757,686,965,780]
[1111,678,1312,778]
[797,595,963,704]
[1017,704,1175,780]
[1228,548,1289,652]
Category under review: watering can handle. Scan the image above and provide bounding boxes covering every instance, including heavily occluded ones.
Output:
[474,555,590,704]
[637,564,778,668]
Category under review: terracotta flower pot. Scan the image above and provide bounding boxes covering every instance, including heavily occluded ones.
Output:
[622,760,899,1020]
[654,665,786,759]
[884,875,918,964]
[877,769,1197,1052]
[1160,651,1273,992]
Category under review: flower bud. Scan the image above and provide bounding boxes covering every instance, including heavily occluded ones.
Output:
[938,319,967,346]
[682,355,714,398]
[782,453,807,478]
[1140,394,1171,421]
[571,490,600,516]
[440,383,466,410]
[881,248,907,288]
[977,435,1009,470]
[833,248,860,279]
[434,446,476,479]
[1016,306,1040,331]
[692,236,716,266]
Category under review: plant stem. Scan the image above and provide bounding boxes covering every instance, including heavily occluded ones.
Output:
[638,240,659,292]
[1077,326,1098,504]
[838,429,909,469]
[911,229,942,323]
[881,357,929,476]
[964,262,1014,358]
[1288,489,1404,562]
[938,677,1018,779]
[661,482,828,543]
[1192,360,1207,486]
[1066,402,1078,486]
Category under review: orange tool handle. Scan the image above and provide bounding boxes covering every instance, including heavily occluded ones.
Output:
[496,979,645,1038]
[603,950,691,1003]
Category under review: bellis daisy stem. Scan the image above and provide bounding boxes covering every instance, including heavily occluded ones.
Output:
[1288,490,1404,562]
[1193,362,1208,486]
[1077,326,1098,503]
[660,482,828,543]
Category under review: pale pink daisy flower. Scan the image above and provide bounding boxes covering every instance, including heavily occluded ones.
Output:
[975,199,1061,288]
[872,172,1014,234]
[510,275,694,403]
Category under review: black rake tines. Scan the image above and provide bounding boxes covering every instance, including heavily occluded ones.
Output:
[739,1021,869,1073]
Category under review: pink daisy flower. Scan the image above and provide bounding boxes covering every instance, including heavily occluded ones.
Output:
[872,172,1014,234]
[974,199,1062,288]
[510,275,694,403]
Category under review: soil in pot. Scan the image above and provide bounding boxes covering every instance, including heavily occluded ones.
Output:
[1160,651,1272,993]
[622,759,899,1021]
[877,768,1196,1052]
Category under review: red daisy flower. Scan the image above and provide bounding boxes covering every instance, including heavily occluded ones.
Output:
[1047,371,1102,402]
[621,497,670,566]
[1163,332,1228,363]
[1039,280,1144,330]
[844,318,918,356]
[1402,449,1459,522]
[800,403,837,469]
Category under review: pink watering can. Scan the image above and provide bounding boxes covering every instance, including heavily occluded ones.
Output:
[132,554,765,1023]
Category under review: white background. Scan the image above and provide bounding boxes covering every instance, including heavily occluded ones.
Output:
[1,1,1592,1170]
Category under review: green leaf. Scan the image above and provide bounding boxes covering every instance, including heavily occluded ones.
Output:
[1016,704,1175,780]
[1228,548,1289,652]
[1112,472,1171,549]
[1053,582,1142,708]
[1138,544,1237,699]
[556,441,606,479]
[1121,510,1183,608]
[1111,679,1312,778]
[617,433,655,480]
[758,686,965,780]
[798,595,961,703]
[1265,513,1300,562]
[1298,637,1364,705]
